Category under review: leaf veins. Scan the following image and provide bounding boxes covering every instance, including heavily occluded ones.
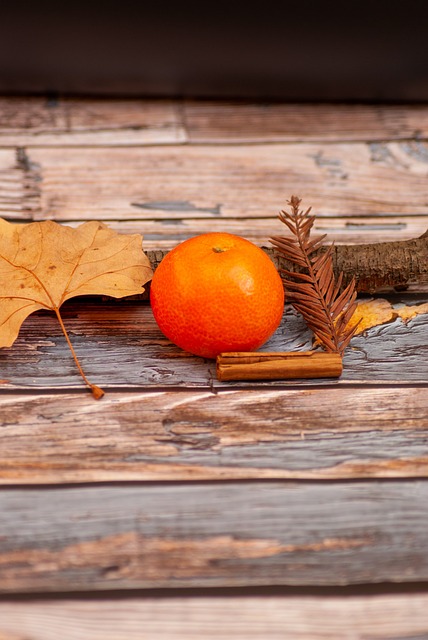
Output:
[0,219,153,398]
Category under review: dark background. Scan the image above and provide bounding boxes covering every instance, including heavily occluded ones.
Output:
[1,1,427,101]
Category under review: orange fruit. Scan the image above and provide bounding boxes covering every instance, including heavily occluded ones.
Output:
[150,232,284,359]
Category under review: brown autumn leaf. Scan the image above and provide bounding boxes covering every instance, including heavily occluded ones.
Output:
[0,219,153,398]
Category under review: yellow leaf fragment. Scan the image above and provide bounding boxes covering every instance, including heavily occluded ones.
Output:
[348,299,395,335]
[345,298,428,336]
[397,302,428,323]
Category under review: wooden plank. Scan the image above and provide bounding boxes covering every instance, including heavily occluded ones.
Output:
[0,302,212,390]
[0,386,427,483]
[0,149,38,218]
[98,215,428,250]
[1,593,428,639]
[1,481,428,592]
[0,97,185,146]
[3,99,428,146]
[0,299,427,391]
[185,101,428,143]
[17,143,428,223]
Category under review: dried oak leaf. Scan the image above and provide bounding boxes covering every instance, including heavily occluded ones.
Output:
[0,219,153,398]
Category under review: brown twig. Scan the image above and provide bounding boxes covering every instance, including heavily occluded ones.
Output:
[145,229,428,295]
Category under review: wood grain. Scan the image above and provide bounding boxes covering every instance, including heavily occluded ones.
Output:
[0,299,427,391]
[1,481,428,592]
[0,97,185,146]
[0,386,427,483]
[185,100,428,142]
[10,143,428,223]
[2,98,428,146]
[1,593,428,639]
[1,98,428,616]
[91,216,428,250]
[0,149,39,217]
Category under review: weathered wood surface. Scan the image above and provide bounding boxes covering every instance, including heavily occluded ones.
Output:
[0,149,38,215]
[1,481,428,592]
[8,143,428,222]
[0,386,427,483]
[0,299,427,390]
[3,144,428,224]
[3,98,428,146]
[0,98,185,146]
[99,215,428,249]
[184,101,428,143]
[1,97,428,625]
[1,593,428,640]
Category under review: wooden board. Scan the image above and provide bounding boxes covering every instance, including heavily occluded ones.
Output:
[0,98,185,146]
[1,593,428,639]
[3,98,428,146]
[1,299,427,391]
[1,481,428,592]
[98,216,428,249]
[0,385,427,483]
[184,101,428,143]
[7,143,428,223]
[0,149,37,216]
[1,97,428,633]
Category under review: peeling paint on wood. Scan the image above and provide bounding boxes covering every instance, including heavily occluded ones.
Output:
[132,200,222,215]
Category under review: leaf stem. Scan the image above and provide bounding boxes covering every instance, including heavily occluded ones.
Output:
[53,307,104,400]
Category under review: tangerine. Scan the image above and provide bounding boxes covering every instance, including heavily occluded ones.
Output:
[150,232,284,359]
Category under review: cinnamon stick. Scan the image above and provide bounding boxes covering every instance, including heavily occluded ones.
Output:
[216,351,343,381]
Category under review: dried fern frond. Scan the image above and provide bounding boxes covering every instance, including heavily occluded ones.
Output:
[270,195,360,355]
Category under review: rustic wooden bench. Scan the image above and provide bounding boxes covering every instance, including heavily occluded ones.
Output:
[0,97,427,639]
